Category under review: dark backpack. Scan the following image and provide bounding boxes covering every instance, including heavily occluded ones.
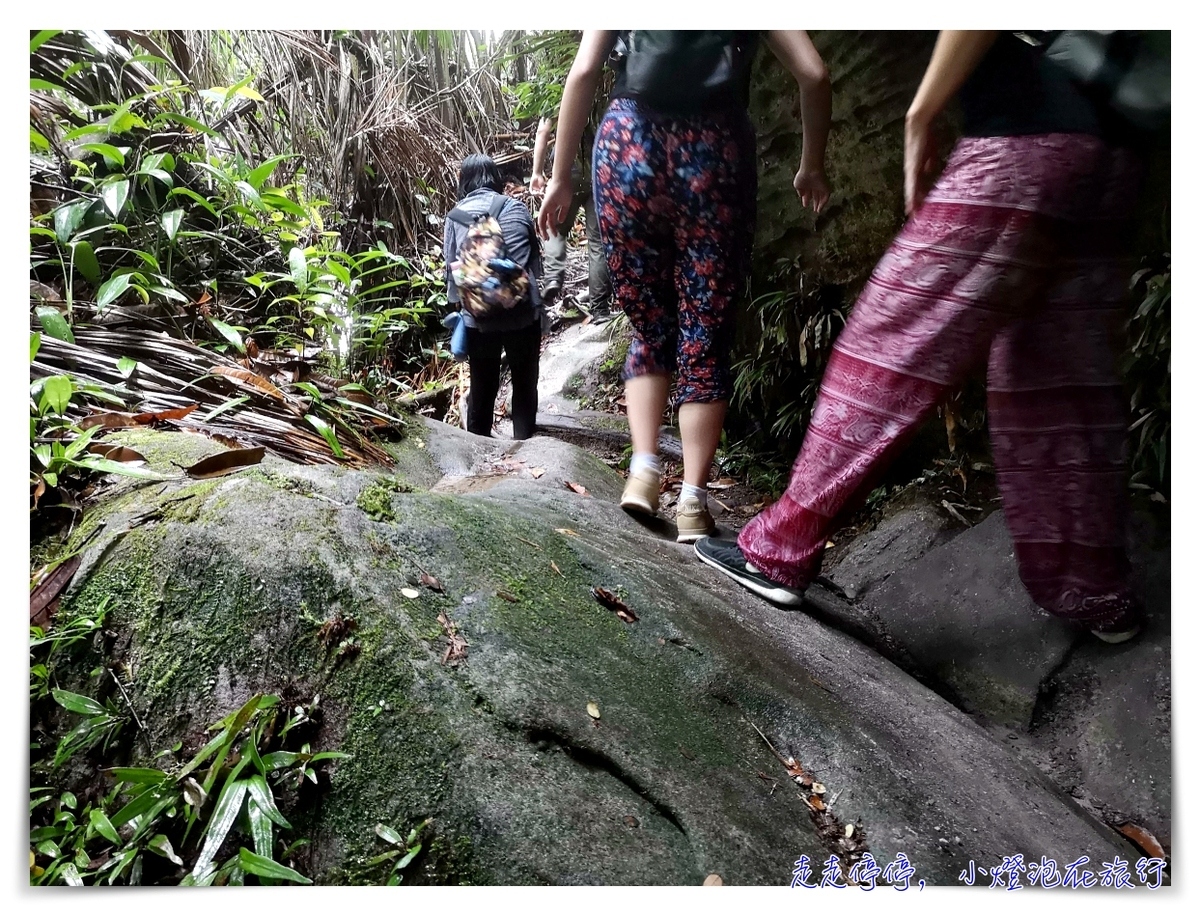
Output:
[1021,30,1170,131]
[447,196,533,320]
[611,30,759,115]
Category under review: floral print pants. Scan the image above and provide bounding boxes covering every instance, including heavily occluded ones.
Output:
[592,98,757,404]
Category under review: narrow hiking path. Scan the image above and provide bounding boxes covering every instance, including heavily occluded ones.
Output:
[487,265,1173,867]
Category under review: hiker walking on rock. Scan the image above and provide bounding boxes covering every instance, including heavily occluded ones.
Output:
[537,30,831,543]
[531,109,613,322]
[444,154,544,440]
[696,31,1153,642]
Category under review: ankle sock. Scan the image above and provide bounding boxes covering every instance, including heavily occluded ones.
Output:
[630,452,661,477]
[680,482,708,508]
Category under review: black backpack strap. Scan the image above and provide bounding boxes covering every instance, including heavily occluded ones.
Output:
[447,207,475,227]
[487,195,508,219]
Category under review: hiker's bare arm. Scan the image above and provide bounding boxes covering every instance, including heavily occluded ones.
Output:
[904,30,998,213]
[765,30,832,213]
[531,117,554,195]
[537,31,617,239]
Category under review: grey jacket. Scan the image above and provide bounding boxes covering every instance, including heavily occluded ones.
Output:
[443,188,542,331]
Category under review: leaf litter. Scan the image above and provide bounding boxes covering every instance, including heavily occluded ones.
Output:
[591,587,638,623]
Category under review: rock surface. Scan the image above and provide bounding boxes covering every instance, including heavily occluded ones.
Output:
[56,421,1140,885]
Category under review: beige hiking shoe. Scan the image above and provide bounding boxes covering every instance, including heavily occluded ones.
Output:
[620,468,661,516]
[675,497,716,544]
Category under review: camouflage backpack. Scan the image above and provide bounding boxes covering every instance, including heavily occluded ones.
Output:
[447,196,533,320]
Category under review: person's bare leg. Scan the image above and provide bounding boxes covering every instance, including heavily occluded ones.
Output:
[678,400,726,488]
[625,374,670,457]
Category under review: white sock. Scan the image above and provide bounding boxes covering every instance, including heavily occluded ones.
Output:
[680,482,708,508]
[630,452,660,477]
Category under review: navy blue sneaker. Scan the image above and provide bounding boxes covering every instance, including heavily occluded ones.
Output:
[694,537,805,607]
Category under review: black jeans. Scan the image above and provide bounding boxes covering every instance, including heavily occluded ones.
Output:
[466,321,541,440]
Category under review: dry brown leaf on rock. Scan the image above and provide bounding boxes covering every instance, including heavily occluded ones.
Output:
[529,467,546,479]
[1117,822,1166,859]
[587,702,601,719]
[211,365,286,400]
[420,573,444,593]
[30,556,81,628]
[555,528,579,537]
[86,442,147,463]
[184,446,266,479]
[591,587,638,623]
[564,481,590,496]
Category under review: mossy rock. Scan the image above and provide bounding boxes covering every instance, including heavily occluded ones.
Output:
[55,423,1131,884]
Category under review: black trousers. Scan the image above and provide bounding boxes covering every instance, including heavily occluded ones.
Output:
[466,321,541,440]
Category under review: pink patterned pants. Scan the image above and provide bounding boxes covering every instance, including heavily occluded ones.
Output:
[738,134,1143,632]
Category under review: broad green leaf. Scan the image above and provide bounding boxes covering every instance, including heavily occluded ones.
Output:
[53,200,90,244]
[305,415,343,458]
[30,127,50,151]
[30,29,62,53]
[117,356,137,378]
[52,689,105,717]
[148,284,189,303]
[288,246,308,291]
[60,792,77,810]
[70,240,102,285]
[192,778,247,876]
[375,823,404,846]
[247,796,273,858]
[161,209,183,242]
[96,273,132,309]
[147,834,183,866]
[62,123,112,143]
[246,775,290,829]
[151,111,221,138]
[208,318,245,353]
[395,845,421,870]
[89,809,120,844]
[30,78,64,93]
[236,848,312,884]
[235,181,264,209]
[247,154,292,191]
[167,186,218,217]
[39,375,73,415]
[138,167,173,186]
[81,143,125,168]
[260,751,302,771]
[101,179,130,217]
[234,85,265,103]
[35,305,73,350]
[109,785,163,828]
[107,767,166,785]
[30,333,41,364]
[37,307,74,344]
[70,457,169,480]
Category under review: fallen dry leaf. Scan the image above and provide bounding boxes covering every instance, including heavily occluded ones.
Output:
[184,446,266,479]
[586,702,601,719]
[811,782,827,795]
[703,874,723,887]
[623,816,640,828]
[30,555,81,628]
[550,560,564,578]
[591,586,639,623]
[317,610,357,648]
[420,573,444,593]
[86,443,146,463]
[132,404,198,424]
[709,478,737,490]
[495,590,519,603]
[1117,822,1166,859]
[555,528,579,537]
[437,611,468,666]
[400,588,420,599]
[845,824,855,838]
[529,467,545,479]
[564,481,589,496]
[679,746,695,760]
[212,365,286,400]
[808,795,825,811]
